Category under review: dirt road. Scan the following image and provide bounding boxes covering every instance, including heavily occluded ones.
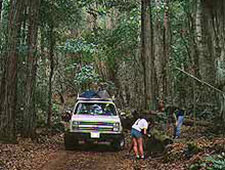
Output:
[0,127,213,170]
[0,134,187,170]
[40,144,159,170]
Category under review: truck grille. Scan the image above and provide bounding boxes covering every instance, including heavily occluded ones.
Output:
[79,121,114,126]
[77,121,114,131]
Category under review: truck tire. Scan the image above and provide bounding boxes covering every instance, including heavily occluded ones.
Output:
[64,133,78,150]
[112,136,125,151]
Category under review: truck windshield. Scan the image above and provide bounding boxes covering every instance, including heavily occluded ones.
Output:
[76,103,117,116]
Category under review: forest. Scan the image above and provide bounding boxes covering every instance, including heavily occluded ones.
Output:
[0,0,225,169]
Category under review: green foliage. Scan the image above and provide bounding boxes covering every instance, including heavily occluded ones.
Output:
[0,0,10,54]
[33,0,84,128]
[205,154,225,170]
[51,103,62,124]
[190,153,225,170]
[83,6,139,71]
[77,0,138,12]
[52,103,60,113]
[63,39,97,63]
[170,0,190,68]
[40,0,82,28]
[74,65,101,90]
[187,142,202,155]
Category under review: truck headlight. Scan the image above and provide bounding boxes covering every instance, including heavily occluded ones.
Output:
[73,121,79,125]
[113,122,120,132]
[72,121,79,129]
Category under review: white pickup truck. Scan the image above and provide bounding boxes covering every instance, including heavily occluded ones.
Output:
[63,96,125,150]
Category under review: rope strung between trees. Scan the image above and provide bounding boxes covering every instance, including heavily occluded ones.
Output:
[175,67,224,94]
[176,67,225,150]
[175,67,225,119]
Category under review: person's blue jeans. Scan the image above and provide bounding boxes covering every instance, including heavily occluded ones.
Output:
[175,116,184,137]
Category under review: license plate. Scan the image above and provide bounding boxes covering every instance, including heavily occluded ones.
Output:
[90,132,100,138]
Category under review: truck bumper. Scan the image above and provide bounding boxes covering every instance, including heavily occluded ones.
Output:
[65,132,124,142]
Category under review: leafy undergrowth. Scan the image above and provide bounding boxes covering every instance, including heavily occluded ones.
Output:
[189,153,225,170]
[0,130,63,170]
[163,126,225,170]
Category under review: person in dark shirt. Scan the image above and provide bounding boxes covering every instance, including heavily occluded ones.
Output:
[166,106,177,135]
[174,108,185,139]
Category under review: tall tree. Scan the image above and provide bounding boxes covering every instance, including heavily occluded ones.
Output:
[141,0,156,109]
[47,22,55,127]
[196,0,216,84]
[163,0,171,100]
[0,0,24,141]
[153,0,163,100]
[0,0,2,21]
[203,0,225,121]
[22,0,41,138]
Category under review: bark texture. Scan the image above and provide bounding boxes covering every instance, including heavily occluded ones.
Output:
[141,0,156,110]
[0,0,24,141]
[22,0,41,138]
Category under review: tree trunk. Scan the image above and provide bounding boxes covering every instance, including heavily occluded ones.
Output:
[203,0,225,121]
[141,0,156,110]
[197,0,216,85]
[0,0,3,21]
[0,0,24,142]
[153,0,163,100]
[196,0,207,82]
[47,24,55,127]
[22,0,40,138]
[163,0,172,101]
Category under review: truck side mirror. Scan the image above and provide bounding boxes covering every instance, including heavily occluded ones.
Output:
[62,111,71,122]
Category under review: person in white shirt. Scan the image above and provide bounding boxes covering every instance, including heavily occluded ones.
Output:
[131,116,149,159]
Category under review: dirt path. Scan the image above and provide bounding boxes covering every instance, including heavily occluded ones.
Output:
[40,144,153,170]
[1,127,213,170]
[0,136,188,170]
[0,133,166,170]
[41,150,68,170]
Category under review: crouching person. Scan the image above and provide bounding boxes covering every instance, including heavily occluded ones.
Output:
[131,115,149,159]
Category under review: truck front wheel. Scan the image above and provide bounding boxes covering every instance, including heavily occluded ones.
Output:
[112,136,125,151]
[64,133,78,150]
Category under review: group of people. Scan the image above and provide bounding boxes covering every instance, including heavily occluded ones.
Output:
[130,104,185,160]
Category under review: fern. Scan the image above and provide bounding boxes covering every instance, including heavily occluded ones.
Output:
[190,154,225,170]
[206,154,225,170]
